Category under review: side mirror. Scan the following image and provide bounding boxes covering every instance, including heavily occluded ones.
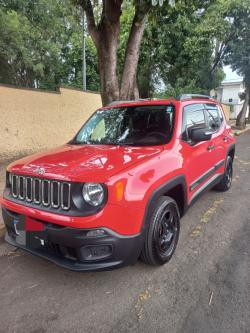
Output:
[190,127,213,143]
[209,119,220,129]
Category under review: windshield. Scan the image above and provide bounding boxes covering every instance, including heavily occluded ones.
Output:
[71,105,175,146]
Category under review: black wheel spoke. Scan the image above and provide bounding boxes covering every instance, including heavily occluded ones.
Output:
[141,197,180,265]
[226,163,232,187]
[157,209,177,254]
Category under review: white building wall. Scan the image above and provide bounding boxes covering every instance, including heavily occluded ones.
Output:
[221,83,245,104]
[215,80,249,119]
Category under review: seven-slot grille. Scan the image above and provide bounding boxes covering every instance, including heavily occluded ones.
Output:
[10,174,71,210]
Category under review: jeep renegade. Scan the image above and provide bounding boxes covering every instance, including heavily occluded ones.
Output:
[1,95,235,271]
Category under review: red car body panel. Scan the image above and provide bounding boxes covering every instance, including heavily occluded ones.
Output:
[7,144,163,183]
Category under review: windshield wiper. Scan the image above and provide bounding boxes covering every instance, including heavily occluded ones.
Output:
[69,139,94,145]
[117,140,135,146]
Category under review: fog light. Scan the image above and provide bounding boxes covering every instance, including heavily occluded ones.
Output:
[86,229,106,238]
[81,245,112,261]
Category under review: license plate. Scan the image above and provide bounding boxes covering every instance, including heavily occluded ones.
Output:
[13,219,26,246]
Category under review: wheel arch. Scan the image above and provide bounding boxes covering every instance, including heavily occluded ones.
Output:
[227,144,235,161]
[141,175,187,232]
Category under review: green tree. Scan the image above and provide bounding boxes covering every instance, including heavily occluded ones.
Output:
[63,32,100,91]
[77,0,172,105]
[224,0,250,128]
[0,0,100,91]
[0,7,42,87]
[135,0,250,100]
[136,1,226,98]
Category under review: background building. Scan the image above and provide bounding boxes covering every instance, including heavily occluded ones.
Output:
[214,66,249,119]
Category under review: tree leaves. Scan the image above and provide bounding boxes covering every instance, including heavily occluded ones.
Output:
[0,0,100,90]
[0,0,248,98]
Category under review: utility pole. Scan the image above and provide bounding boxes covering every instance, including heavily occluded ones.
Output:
[81,7,86,91]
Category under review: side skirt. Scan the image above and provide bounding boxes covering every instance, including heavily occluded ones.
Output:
[189,159,225,192]
[189,173,223,208]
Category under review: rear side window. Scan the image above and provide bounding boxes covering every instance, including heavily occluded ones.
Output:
[182,104,207,142]
[205,103,223,130]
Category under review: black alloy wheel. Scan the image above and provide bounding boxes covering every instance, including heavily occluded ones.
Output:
[214,155,233,192]
[141,196,180,266]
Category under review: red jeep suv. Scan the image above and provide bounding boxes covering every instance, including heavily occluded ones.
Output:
[1,95,235,271]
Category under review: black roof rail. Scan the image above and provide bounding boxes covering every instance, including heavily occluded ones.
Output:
[108,99,148,106]
[177,94,213,101]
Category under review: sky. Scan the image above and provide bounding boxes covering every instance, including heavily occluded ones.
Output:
[223,65,243,82]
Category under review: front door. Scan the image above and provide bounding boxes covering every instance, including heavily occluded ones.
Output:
[180,103,216,203]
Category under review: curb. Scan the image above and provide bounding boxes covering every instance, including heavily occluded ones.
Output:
[233,126,250,136]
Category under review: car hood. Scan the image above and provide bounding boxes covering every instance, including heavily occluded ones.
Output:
[8,144,163,182]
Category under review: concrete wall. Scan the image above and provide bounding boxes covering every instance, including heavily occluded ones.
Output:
[221,104,230,121]
[0,85,101,160]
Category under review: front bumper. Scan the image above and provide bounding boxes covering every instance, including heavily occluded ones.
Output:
[2,207,144,271]
[0,196,144,235]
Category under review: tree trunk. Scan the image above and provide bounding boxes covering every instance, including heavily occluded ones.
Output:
[120,6,149,100]
[79,0,122,105]
[130,76,139,100]
[248,94,250,124]
[97,25,120,105]
[236,89,249,129]
[79,0,150,105]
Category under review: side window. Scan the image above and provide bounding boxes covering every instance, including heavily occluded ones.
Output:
[182,104,207,142]
[205,104,223,130]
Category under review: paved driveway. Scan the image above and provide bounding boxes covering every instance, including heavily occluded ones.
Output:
[0,132,249,333]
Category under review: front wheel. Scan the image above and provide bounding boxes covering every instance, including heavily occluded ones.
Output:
[141,196,180,266]
[214,156,233,191]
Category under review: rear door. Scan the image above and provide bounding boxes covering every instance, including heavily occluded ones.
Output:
[181,103,215,201]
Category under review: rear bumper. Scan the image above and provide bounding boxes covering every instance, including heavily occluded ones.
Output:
[2,207,144,271]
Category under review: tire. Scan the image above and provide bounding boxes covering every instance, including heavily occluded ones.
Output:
[214,156,233,192]
[141,196,180,266]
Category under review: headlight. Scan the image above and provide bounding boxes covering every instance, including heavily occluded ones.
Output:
[82,183,104,206]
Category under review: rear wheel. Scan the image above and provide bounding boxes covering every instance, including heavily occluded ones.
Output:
[141,196,180,266]
[214,156,233,192]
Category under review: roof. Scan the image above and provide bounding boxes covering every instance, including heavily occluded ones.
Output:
[221,78,243,85]
[102,96,218,109]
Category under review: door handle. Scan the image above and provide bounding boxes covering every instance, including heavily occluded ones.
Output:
[207,144,215,151]
[223,136,228,142]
